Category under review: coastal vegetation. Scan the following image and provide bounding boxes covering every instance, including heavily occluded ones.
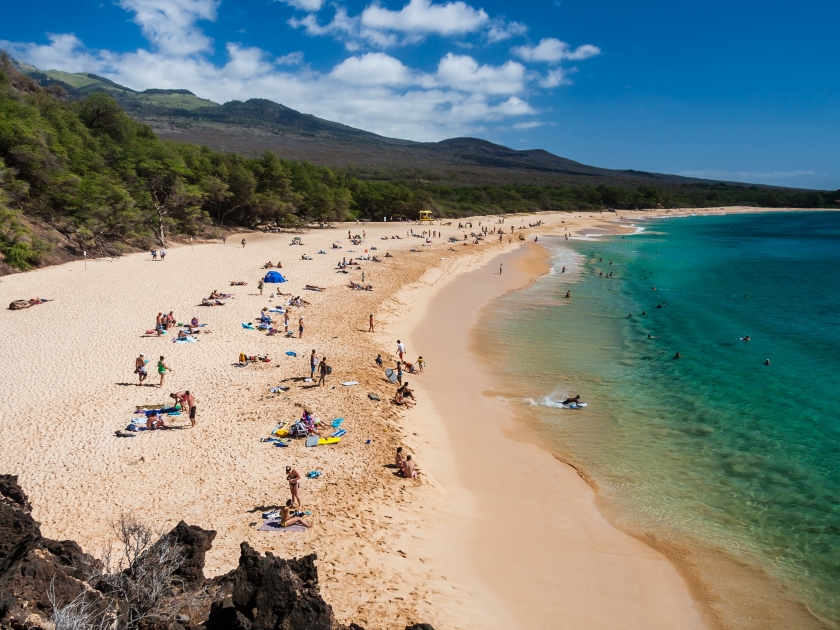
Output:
[1,54,837,271]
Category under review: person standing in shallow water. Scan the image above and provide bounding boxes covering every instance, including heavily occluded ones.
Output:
[500,263,503,275]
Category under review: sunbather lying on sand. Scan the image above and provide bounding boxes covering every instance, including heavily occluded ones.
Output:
[263,261,275,268]
[304,285,325,291]
[230,281,248,286]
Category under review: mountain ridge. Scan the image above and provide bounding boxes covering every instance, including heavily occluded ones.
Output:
[11,58,726,188]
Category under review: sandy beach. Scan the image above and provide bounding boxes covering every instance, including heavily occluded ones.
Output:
[0,207,820,629]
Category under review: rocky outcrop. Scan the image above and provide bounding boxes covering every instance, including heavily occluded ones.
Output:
[207,544,338,630]
[0,474,435,630]
[170,521,216,589]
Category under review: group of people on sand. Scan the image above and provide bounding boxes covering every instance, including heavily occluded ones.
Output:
[150,248,167,261]
[263,261,283,269]
[155,311,176,335]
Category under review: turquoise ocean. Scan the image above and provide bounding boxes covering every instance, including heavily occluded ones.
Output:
[475,212,840,623]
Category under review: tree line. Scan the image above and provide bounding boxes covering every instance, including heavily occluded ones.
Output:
[1,54,837,271]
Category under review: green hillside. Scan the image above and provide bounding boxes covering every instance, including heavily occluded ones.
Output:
[11,59,217,111]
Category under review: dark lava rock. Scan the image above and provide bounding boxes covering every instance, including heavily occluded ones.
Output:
[169,520,216,589]
[0,475,41,578]
[207,544,337,630]
[405,625,436,630]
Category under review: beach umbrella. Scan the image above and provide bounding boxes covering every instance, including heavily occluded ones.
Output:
[264,271,286,283]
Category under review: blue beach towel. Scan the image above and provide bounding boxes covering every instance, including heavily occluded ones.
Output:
[331,418,344,428]
[285,351,297,357]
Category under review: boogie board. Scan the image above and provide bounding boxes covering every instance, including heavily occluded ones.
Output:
[385,369,398,383]
[318,437,341,445]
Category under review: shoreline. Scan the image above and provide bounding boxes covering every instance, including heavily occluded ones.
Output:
[396,242,706,629]
[0,207,833,629]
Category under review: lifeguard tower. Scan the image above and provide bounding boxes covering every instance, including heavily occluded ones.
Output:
[418,209,435,223]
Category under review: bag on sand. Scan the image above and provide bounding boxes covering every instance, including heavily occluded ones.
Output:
[326,365,332,375]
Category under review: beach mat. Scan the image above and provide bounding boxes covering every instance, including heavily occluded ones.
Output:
[258,520,307,532]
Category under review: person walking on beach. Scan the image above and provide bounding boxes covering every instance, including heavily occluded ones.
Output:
[157,355,171,388]
[135,353,148,386]
[222,235,227,244]
[286,466,302,507]
[500,263,503,275]
[160,248,166,261]
[369,313,375,333]
[396,360,403,385]
[397,340,405,361]
[151,248,158,261]
[318,357,328,386]
[298,315,304,338]
[284,311,290,333]
[258,279,264,296]
[241,238,246,248]
[310,350,317,379]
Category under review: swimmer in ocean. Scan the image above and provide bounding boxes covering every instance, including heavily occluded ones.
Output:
[673,352,682,359]
[741,336,751,341]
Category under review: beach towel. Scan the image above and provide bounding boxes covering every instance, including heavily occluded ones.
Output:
[242,323,255,330]
[258,520,307,532]
[173,336,198,343]
[331,418,344,428]
[341,381,359,386]
[306,471,321,478]
[269,308,285,313]
[305,435,319,447]
[285,351,297,357]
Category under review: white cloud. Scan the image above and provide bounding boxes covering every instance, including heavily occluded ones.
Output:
[540,68,569,88]
[276,51,305,65]
[361,0,488,36]
[118,0,218,56]
[278,0,324,11]
[436,53,526,95]
[486,20,527,43]
[0,33,103,72]
[513,37,600,63]
[513,121,543,129]
[330,52,416,86]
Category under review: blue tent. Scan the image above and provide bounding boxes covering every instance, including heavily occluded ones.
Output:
[264,271,286,283]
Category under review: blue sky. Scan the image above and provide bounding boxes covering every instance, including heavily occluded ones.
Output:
[2,0,838,190]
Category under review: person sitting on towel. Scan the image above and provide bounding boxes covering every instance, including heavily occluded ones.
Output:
[280,500,311,528]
